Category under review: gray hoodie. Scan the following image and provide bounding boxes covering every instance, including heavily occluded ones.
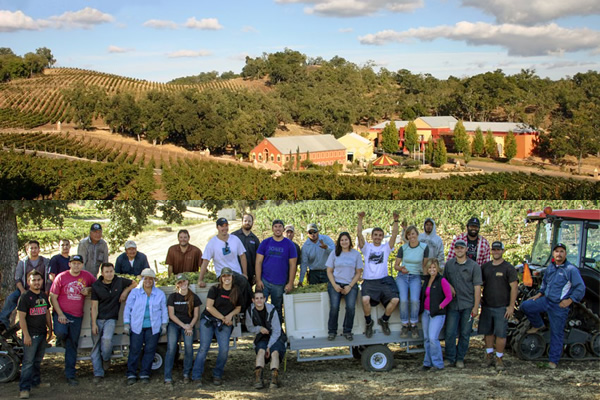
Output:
[418,218,445,267]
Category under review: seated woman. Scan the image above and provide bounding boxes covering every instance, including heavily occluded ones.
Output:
[192,267,241,387]
[325,232,363,341]
[164,273,201,386]
[246,290,286,389]
[123,268,168,385]
[394,225,429,338]
[420,259,453,371]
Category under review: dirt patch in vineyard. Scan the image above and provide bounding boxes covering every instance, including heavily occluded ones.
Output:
[3,337,598,400]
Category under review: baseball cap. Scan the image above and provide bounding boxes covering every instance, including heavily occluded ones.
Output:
[284,225,295,232]
[175,273,188,282]
[454,239,467,248]
[141,268,156,278]
[124,240,137,249]
[90,223,102,231]
[306,223,319,233]
[553,243,567,251]
[220,267,234,276]
[491,241,504,250]
[466,217,480,227]
[70,255,84,263]
[216,217,228,226]
[272,219,285,227]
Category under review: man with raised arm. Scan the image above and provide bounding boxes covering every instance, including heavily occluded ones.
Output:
[357,211,400,338]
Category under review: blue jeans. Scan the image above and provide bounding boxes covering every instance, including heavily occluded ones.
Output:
[0,289,20,329]
[127,327,160,379]
[521,296,569,364]
[422,310,446,369]
[192,320,233,381]
[164,322,194,382]
[327,282,359,334]
[91,319,116,377]
[262,280,285,322]
[396,274,422,325]
[444,308,473,363]
[53,312,82,379]
[19,333,47,391]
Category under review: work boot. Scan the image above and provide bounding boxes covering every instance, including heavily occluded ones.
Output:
[378,318,391,336]
[484,352,495,367]
[400,325,410,338]
[365,320,374,338]
[270,369,279,388]
[527,325,543,334]
[495,356,505,371]
[254,368,264,389]
[19,391,30,399]
[410,325,420,339]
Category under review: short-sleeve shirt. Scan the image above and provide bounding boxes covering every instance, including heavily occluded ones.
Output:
[396,243,429,275]
[50,270,96,317]
[360,242,392,280]
[481,260,518,308]
[443,257,482,311]
[168,292,201,324]
[257,237,297,285]
[166,244,203,275]
[17,290,49,336]
[91,276,133,320]
[202,235,246,276]
[204,285,235,318]
[49,254,70,277]
[325,249,363,285]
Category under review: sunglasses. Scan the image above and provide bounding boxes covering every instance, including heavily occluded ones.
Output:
[222,242,231,255]
[308,231,318,235]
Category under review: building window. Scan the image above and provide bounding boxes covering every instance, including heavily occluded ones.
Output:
[258,154,262,161]
[270,154,274,161]
[277,155,281,162]
[286,155,290,161]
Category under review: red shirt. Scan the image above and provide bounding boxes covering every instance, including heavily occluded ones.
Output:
[50,270,96,317]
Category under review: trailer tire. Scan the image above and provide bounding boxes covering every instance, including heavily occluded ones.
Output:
[361,345,393,372]
[0,352,19,383]
[152,344,167,371]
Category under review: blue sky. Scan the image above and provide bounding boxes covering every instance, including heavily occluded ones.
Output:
[1,0,599,82]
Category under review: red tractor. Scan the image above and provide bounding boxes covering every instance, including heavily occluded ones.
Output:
[509,207,600,360]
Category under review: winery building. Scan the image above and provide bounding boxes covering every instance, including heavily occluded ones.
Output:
[250,135,346,168]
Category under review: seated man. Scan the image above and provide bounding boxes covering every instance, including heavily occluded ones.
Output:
[245,290,286,389]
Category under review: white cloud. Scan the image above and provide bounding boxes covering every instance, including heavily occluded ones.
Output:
[359,22,600,56]
[275,0,423,17]
[48,7,114,29]
[143,19,178,29]
[541,60,598,70]
[461,0,600,24]
[185,17,223,30]
[167,50,213,58]
[231,52,250,61]
[0,10,45,32]
[339,27,354,33]
[108,45,134,53]
[242,25,258,33]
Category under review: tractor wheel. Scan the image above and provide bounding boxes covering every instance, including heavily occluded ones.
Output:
[515,332,547,361]
[587,332,600,357]
[361,345,394,372]
[0,352,19,383]
[567,343,587,359]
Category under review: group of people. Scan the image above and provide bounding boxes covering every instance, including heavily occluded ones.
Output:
[2,213,587,398]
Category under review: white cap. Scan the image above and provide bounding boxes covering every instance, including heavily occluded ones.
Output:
[141,268,156,278]
[124,240,137,249]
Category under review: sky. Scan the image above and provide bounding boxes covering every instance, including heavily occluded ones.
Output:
[1,0,599,82]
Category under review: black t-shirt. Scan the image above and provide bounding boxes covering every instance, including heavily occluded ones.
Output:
[91,276,133,320]
[204,285,236,318]
[17,290,49,336]
[466,238,478,262]
[168,292,201,324]
[481,260,518,307]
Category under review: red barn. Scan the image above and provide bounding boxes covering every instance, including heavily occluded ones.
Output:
[250,135,346,169]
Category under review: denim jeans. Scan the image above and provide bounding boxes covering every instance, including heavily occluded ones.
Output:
[91,319,116,377]
[422,310,446,369]
[0,289,20,329]
[126,327,160,379]
[444,308,473,363]
[53,312,82,379]
[521,296,569,364]
[308,270,329,285]
[262,279,285,322]
[327,282,359,334]
[19,333,47,391]
[164,322,194,382]
[396,274,422,325]
[192,320,233,380]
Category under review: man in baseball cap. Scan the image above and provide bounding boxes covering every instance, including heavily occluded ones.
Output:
[446,217,490,267]
[77,223,109,277]
[115,240,150,277]
[300,223,334,286]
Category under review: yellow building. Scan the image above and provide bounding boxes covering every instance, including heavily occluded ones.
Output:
[338,132,374,162]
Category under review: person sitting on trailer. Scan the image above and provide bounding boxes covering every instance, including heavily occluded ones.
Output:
[520,243,585,369]
[357,211,400,338]
[246,290,286,389]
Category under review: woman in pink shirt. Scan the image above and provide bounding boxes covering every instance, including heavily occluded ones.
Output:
[419,259,453,371]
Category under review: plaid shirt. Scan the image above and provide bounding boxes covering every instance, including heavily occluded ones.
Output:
[446,233,490,267]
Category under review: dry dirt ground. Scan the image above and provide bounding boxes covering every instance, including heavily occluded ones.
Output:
[2,336,598,400]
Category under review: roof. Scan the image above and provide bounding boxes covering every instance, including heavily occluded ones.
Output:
[527,209,600,222]
[339,132,372,145]
[452,121,536,134]
[265,135,346,154]
[372,154,399,167]
[371,120,409,130]
[418,116,458,128]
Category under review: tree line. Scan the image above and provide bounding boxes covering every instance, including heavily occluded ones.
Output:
[0,47,55,82]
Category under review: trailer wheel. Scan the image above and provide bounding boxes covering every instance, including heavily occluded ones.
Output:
[0,352,19,383]
[352,345,365,360]
[361,345,393,372]
[152,344,167,371]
